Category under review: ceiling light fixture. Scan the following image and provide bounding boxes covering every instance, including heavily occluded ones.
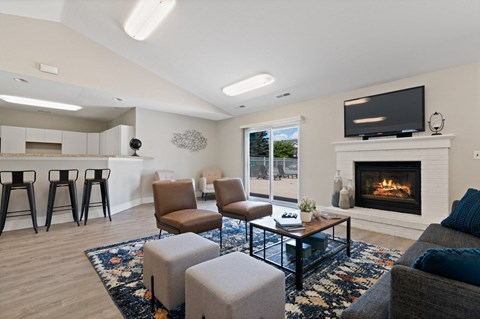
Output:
[113,97,124,102]
[124,0,176,41]
[0,95,82,111]
[222,74,275,97]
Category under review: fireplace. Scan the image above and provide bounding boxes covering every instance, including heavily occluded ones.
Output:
[355,161,421,215]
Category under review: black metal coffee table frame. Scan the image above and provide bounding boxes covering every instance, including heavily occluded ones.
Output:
[249,215,351,290]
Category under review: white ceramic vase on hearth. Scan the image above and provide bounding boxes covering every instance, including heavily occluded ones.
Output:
[332,170,343,207]
[339,186,350,209]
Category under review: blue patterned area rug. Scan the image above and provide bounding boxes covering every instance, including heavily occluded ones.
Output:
[85,218,402,319]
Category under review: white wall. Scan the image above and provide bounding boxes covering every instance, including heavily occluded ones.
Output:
[108,108,136,129]
[135,108,218,200]
[216,63,480,207]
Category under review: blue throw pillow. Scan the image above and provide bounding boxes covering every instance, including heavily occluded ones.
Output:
[441,188,480,237]
[412,248,480,286]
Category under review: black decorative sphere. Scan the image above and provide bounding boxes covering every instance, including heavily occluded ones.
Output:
[129,138,142,156]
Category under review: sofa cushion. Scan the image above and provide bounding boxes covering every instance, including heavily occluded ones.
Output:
[412,248,480,286]
[441,188,480,237]
[395,240,444,266]
[418,224,480,248]
[223,201,272,220]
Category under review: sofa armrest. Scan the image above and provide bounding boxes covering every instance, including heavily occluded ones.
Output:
[199,177,207,192]
[340,272,391,319]
[390,265,480,319]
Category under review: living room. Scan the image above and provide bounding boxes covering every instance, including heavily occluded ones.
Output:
[1,1,480,318]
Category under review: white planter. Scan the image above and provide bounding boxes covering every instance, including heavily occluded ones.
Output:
[300,211,313,222]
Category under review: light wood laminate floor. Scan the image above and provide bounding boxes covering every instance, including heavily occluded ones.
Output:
[0,202,415,319]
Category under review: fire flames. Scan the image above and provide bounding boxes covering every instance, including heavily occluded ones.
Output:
[373,179,412,198]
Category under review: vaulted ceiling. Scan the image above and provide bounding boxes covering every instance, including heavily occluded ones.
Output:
[1,0,479,121]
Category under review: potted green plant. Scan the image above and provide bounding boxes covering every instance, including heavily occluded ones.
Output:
[299,196,316,222]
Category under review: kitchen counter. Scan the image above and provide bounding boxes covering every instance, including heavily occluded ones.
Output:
[0,154,146,232]
[0,152,152,158]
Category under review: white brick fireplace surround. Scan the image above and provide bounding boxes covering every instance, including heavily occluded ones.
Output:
[325,134,454,239]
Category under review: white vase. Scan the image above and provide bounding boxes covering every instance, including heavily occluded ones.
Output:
[333,170,343,193]
[339,186,350,209]
[300,211,313,222]
[346,178,355,208]
[332,170,343,207]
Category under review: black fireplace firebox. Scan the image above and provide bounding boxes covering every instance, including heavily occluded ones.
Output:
[355,161,421,215]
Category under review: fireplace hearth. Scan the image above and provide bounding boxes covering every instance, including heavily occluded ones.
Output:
[355,161,421,215]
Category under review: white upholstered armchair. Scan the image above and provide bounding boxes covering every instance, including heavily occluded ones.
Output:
[155,170,195,191]
[155,170,177,181]
[199,169,222,200]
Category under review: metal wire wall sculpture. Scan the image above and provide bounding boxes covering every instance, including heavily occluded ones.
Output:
[171,129,207,152]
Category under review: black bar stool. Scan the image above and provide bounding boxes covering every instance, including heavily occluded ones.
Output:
[45,169,81,231]
[0,170,38,236]
[80,168,112,225]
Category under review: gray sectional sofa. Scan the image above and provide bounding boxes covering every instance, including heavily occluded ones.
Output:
[341,203,480,319]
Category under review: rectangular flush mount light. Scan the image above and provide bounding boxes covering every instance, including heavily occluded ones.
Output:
[124,0,176,41]
[222,74,275,97]
[0,95,82,111]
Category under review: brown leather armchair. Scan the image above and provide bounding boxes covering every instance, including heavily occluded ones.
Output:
[152,180,222,245]
[213,177,272,240]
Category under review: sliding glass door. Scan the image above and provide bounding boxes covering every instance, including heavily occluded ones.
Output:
[248,130,270,199]
[246,125,299,204]
[272,127,298,203]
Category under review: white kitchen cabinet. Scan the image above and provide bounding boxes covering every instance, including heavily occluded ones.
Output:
[26,128,62,143]
[87,133,100,155]
[100,125,135,156]
[0,126,26,153]
[44,129,62,143]
[26,128,44,142]
[99,131,107,155]
[119,125,135,155]
[62,131,87,154]
[105,127,119,155]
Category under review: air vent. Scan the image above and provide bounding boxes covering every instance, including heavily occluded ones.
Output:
[276,92,291,98]
[39,64,59,75]
[14,78,28,83]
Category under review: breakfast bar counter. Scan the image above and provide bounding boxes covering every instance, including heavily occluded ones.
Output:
[0,153,147,232]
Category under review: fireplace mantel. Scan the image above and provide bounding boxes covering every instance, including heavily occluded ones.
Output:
[333,134,454,152]
[328,134,454,239]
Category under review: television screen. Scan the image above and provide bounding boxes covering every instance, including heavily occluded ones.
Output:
[344,86,425,138]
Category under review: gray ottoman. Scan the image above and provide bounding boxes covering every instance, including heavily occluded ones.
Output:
[143,232,219,310]
[185,252,285,319]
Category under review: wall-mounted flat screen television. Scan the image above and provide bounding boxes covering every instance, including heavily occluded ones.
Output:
[344,86,425,139]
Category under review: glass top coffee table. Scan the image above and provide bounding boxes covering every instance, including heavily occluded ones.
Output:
[249,214,351,290]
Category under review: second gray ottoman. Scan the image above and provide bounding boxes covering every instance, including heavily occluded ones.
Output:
[143,232,219,310]
[185,252,285,319]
